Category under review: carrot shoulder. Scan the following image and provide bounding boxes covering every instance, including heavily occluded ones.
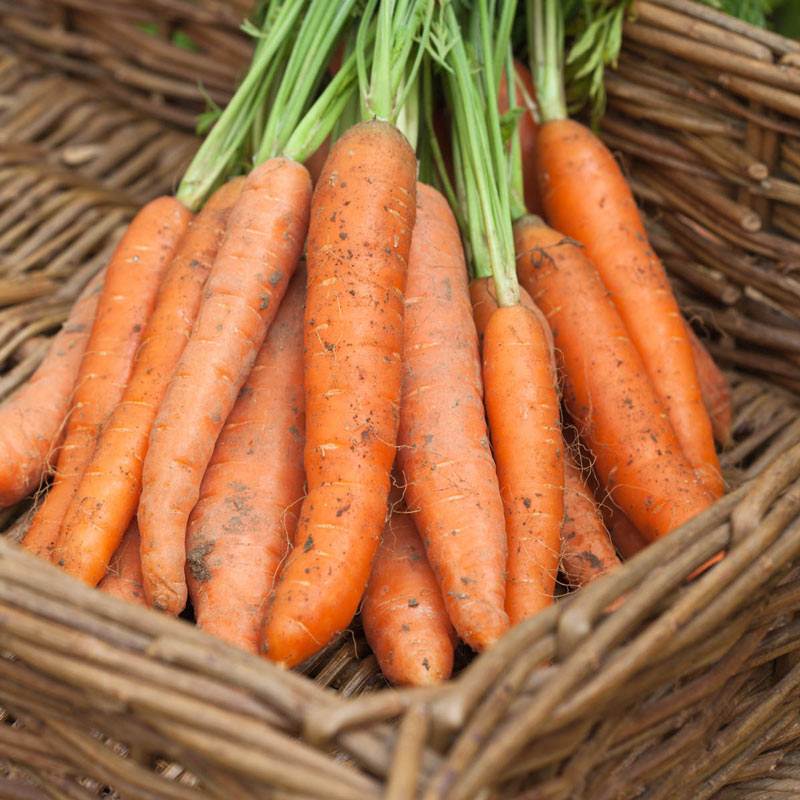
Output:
[396,185,509,651]
[514,215,714,542]
[537,119,722,498]
[138,159,311,614]
[262,120,417,667]
[23,196,192,562]
[362,504,456,686]
[186,268,306,654]
[0,271,103,508]
[56,178,244,586]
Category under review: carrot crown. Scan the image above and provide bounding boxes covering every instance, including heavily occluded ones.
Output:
[440,0,520,307]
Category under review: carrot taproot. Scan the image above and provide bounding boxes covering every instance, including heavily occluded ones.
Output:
[497,59,541,216]
[138,159,312,614]
[514,215,714,542]
[305,136,331,187]
[536,119,722,498]
[685,322,733,450]
[261,120,417,667]
[97,519,146,606]
[56,178,244,586]
[482,303,564,624]
[22,196,192,562]
[605,501,648,560]
[362,500,456,686]
[469,274,564,623]
[561,451,621,588]
[186,267,306,654]
[0,271,103,509]
[396,185,508,652]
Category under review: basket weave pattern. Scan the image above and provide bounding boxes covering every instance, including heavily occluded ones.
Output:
[1,1,800,798]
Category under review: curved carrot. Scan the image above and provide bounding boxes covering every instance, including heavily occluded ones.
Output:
[23,196,192,561]
[138,159,311,614]
[514,215,714,542]
[497,59,541,216]
[362,502,456,686]
[561,452,621,588]
[0,271,103,508]
[397,185,508,652]
[56,178,244,586]
[537,119,722,498]
[97,519,147,606]
[685,323,733,450]
[483,303,564,624]
[262,120,417,667]
[186,268,306,654]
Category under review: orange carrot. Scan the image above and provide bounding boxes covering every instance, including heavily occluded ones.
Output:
[514,215,714,542]
[362,501,456,686]
[537,119,722,498]
[138,159,311,614]
[605,503,648,560]
[23,197,192,562]
[0,272,103,509]
[186,268,306,654]
[261,120,417,667]
[304,136,331,187]
[469,274,563,624]
[561,452,621,588]
[497,59,541,216]
[97,519,147,606]
[396,185,508,652]
[685,322,733,450]
[483,303,564,624]
[56,178,244,586]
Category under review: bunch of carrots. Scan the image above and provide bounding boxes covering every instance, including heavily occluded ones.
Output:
[0,0,734,687]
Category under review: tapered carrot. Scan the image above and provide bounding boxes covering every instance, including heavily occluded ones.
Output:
[561,452,621,588]
[0,272,103,509]
[97,519,147,606]
[530,0,721,499]
[483,303,564,624]
[186,268,306,654]
[22,196,192,562]
[514,215,714,542]
[606,503,648,560]
[396,185,508,652]
[261,120,417,667]
[685,323,733,450]
[469,274,563,624]
[56,178,244,586]
[138,159,311,614]
[497,59,541,216]
[362,502,456,686]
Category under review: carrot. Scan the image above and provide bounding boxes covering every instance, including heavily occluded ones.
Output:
[469,275,563,623]
[530,0,721,499]
[22,196,192,561]
[261,120,417,667]
[396,185,509,652]
[685,322,733,450]
[561,451,621,588]
[483,303,564,624]
[497,58,541,215]
[55,178,244,587]
[186,267,306,654]
[138,159,312,614]
[304,136,331,187]
[605,502,648,560]
[362,500,456,686]
[97,519,147,606]
[0,272,103,509]
[514,215,714,542]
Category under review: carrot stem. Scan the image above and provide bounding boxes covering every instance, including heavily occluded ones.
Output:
[529,0,567,123]
[176,0,303,211]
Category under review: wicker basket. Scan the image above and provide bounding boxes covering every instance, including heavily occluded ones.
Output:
[2,1,800,798]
